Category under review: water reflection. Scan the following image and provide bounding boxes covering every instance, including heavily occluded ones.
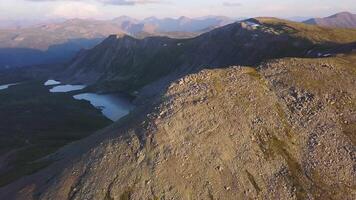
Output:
[44,80,61,86]
[0,83,19,90]
[73,93,133,121]
[50,85,86,93]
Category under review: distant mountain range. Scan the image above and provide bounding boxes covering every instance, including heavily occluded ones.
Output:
[286,16,312,22]
[0,18,66,29]
[1,11,355,69]
[304,12,356,28]
[0,16,234,68]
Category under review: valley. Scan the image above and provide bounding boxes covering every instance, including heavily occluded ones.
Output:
[0,79,134,187]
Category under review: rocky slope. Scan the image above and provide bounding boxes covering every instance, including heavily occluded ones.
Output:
[1,52,355,199]
[62,18,356,94]
[304,12,356,28]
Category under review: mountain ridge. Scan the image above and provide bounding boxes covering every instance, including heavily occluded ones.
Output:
[304,12,356,28]
[59,18,356,94]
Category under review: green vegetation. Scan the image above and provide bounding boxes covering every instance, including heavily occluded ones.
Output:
[0,81,111,186]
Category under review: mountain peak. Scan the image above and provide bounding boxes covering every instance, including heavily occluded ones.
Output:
[108,32,133,39]
[303,11,356,28]
[112,15,138,23]
[143,16,159,22]
[332,11,353,17]
[178,16,191,20]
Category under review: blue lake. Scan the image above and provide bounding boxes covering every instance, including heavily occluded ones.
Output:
[50,85,86,93]
[0,83,19,90]
[44,80,61,86]
[73,93,133,121]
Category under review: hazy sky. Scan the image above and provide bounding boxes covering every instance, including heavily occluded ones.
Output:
[1,0,355,20]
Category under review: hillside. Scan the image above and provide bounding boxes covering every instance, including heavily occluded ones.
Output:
[304,12,356,28]
[1,52,355,199]
[61,18,356,94]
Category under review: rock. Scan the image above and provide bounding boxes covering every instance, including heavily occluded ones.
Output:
[224,186,231,191]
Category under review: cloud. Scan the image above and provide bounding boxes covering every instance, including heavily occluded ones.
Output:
[25,0,164,6]
[51,2,99,18]
[98,0,162,5]
[222,1,242,7]
[25,0,80,1]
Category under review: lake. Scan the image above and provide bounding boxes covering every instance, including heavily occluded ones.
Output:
[44,80,61,86]
[0,83,19,90]
[73,93,134,121]
[50,84,86,93]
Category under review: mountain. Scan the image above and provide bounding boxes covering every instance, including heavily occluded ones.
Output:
[0,18,130,50]
[0,16,233,68]
[111,15,139,24]
[1,17,356,199]
[1,53,356,199]
[286,16,311,22]
[0,19,126,68]
[60,18,356,94]
[304,12,356,28]
[0,18,66,29]
[141,16,233,32]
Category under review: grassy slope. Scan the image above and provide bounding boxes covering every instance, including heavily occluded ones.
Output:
[256,17,356,43]
[0,81,111,186]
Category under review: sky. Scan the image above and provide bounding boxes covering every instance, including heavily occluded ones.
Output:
[0,0,355,20]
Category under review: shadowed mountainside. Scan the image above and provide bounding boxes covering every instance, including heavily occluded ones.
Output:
[61,18,356,94]
[0,38,103,68]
